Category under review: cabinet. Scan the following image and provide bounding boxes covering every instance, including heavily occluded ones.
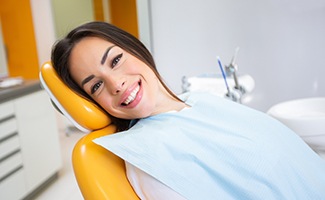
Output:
[0,89,62,200]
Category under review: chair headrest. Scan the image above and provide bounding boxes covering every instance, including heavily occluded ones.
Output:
[39,61,111,132]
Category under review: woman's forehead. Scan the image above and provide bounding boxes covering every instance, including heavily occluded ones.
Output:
[75,36,114,49]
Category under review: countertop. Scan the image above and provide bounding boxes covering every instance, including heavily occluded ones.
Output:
[0,79,42,103]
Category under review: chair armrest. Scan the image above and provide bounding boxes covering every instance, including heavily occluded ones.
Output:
[72,125,139,200]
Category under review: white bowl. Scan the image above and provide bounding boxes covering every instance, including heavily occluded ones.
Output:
[267,98,325,150]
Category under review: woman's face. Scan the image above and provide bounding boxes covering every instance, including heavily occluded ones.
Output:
[69,37,172,119]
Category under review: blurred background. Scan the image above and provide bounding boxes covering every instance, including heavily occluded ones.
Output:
[1,0,324,112]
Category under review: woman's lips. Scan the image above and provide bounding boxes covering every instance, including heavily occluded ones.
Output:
[121,80,142,107]
[122,84,140,105]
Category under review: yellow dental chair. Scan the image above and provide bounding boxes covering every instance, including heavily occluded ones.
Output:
[40,62,139,200]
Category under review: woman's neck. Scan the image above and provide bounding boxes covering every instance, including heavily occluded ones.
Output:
[152,90,189,115]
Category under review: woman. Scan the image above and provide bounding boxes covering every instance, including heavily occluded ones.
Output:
[52,21,325,199]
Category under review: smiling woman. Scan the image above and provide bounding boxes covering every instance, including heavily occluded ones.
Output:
[68,36,185,120]
[52,22,182,131]
[50,21,325,200]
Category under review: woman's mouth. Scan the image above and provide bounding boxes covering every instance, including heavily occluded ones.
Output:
[122,85,140,105]
[121,81,141,106]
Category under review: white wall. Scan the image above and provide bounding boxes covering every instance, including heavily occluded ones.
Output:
[0,19,8,77]
[150,0,325,111]
[30,0,56,67]
[136,0,153,52]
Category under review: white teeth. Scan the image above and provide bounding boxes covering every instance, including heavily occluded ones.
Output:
[123,85,140,105]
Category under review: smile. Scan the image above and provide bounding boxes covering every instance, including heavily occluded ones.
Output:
[122,83,140,106]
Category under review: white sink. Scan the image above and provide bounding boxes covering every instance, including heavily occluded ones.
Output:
[267,98,325,151]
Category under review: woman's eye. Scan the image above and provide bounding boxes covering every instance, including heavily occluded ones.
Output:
[111,53,123,67]
[91,81,103,94]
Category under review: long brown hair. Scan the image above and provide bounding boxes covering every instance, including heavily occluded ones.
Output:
[51,21,181,131]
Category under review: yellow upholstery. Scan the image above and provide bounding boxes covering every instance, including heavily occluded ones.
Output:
[73,126,139,199]
[40,62,139,200]
[40,61,111,132]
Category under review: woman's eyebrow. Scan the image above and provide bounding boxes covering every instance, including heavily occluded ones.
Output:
[81,45,115,87]
[81,75,95,87]
[101,45,115,65]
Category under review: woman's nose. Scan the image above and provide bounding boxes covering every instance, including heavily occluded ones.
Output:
[107,75,126,95]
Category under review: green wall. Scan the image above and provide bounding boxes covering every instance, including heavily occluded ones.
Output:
[51,0,94,39]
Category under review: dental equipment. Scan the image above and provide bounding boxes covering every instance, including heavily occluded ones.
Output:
[217,56,240,102]
[225,47,246,95]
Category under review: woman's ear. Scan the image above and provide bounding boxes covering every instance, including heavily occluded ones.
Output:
[39,61,111,132]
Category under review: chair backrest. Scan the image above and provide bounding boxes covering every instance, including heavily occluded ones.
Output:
[40,62,139,200]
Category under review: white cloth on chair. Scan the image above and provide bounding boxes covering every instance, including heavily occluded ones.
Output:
[94,92,325,200]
